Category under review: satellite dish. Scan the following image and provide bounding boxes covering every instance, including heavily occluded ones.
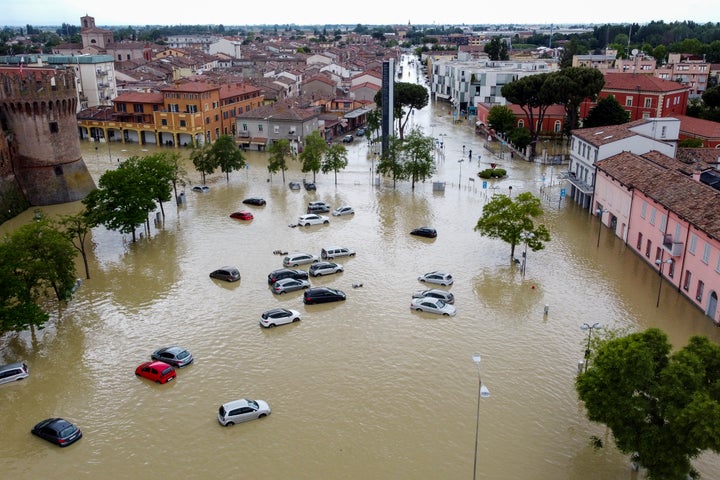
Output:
[632,49,639,56]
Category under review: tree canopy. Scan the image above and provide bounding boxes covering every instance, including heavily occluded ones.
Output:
[576,328,720,480]
[501,73,555,159]
[487,105,516,135]
[375,82,429,140]
[583,95,631,128]
[209,134,246,182]
[299,131,327,182]
[474,192,551,259]
[321,143,349,185]
[267,138,293,184]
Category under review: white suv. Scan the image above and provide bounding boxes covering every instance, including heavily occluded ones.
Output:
[0,362,29,385]
[298,214,329,226]
[321,246,356,259]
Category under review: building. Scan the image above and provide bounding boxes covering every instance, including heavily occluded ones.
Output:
[235,100,322,152]
[566,118,679,210]
[594,150,720,324]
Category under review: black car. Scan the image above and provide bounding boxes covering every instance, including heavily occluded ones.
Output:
[242,197,266,206]
[304,182,316,191]
[410,227,437,238]
[209,266,241,282]
[267,268,310,285]
[31,418,83,447]
[303,287,347,305]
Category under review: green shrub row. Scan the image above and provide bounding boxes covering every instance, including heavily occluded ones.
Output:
[477,168,507,179]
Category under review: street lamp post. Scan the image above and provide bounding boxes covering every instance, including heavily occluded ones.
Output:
[458,159,464,189]
[595,208,606,248]
[520,232,535,278]
[655,257,674,307]
[472,354,490,480]
[580,323,602,373]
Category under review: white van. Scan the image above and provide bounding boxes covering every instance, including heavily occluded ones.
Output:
[321,246,356,260]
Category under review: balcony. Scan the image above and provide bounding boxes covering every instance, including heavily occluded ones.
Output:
[564,171,594,195]
[662,234,684,256]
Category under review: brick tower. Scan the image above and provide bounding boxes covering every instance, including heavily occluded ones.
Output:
[0,66,95,206]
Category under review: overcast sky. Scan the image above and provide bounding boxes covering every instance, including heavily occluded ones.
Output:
[4,0,720,27]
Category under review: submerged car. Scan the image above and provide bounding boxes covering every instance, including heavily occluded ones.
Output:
[412,289,455,304]
[260,308,302,327]
[283,253,319,267]
[272,278,311,294]
[192,185,210,193]
[230,211,254,220]
[0,361,29,385]
[307,202,331,213]
[298,214,329,226]
[303,287,346,305]
[209,267,241,282]
[31,418,82,447]
[151,346,194,368]
[242,197,266,206]
[321,246,356,260]
[217,398,271,426]
[309,261,344,277]
[289,182,301,190]
[410,297,457,316]
[418,271,454,286]
[267,268,309,285]
[342,134,353,143]
[411,227,437,238]
[135,361,176,384]
[332,205,354,216]
[356,128,366,136]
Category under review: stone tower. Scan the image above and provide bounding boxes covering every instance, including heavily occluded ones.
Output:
[0,66,95,207]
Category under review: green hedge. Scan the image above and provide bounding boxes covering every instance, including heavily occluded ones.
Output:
[477,168,507,179]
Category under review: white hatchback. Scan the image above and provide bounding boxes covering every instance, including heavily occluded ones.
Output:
[410,297,457,316]
[418,271,454,286]
[283,253,319,267]
[217,399,271,426]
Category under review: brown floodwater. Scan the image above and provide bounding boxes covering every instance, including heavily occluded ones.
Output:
[1,57,719,479]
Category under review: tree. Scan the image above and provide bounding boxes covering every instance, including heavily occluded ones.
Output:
[547,67,605,134]
[268,138,293,184]
[209,134,246,182]
[583,96,631,127]
[321,143,349,185]
[190,143,215,184]
[133,154,175,219]
[58,213,92,280]
[474,192,551,260]
[484,36,509,61]
[299,131,327,182]
[576,328,720,480]
[487,105,516,135]
[501,73,555,160]
[374,82,429,140]
[82,162,156,243]
[399,128,435,190]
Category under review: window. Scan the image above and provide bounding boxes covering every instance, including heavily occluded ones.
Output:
[655,247,662,264]
[179,120,186,127]
[702,243,710,264]
[645,240,652,258]
[273,126,279,134]
[49,122,58,133]
[683,270,692,291]
[689,234,697,254]
[641,202,647,219]
[716,255,720,274]
[674,224,681,241]
[554,121,561,133]
[626,97,633,107]
[636,232,643,250]
[650,208,656,225]
[660,214,666,232]
[644,98,652,108]
[696,280,704,302]
[668,260,675,278]
[258,124,263,132]
[161,119,167,126]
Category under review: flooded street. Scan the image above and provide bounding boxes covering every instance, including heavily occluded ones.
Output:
[2,58,719,479]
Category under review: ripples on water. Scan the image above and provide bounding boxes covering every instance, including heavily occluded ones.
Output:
[1,110,719,479]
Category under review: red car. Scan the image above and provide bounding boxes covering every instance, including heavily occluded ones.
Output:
[135,361,176,384]
[230,210,254,221]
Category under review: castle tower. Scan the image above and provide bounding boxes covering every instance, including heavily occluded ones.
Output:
[0,66,95,206]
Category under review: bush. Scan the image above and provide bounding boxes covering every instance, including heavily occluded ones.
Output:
[478,168,507,179]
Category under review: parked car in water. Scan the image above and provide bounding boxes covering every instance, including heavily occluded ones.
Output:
[151,346,194,368]
[209,266,241,282]
[304,182,316,191]
[289,182,301,190]
[307,201,331,213]
[411,227,437,238]
[309,261,344,277]
[283,253,319,267]
[267,268,309,285]
[356,128,366,136]
[135,361,176,384]
[298,214,329,226]
[321,246,356,259]
[303,287,346,305]
[217,398,271,426]
[242,197,266,206]
[0,361,29,385]
[418,271,454,286]
[342,135,354,143]
[260,308,302,328]
[230,210,254,221]
[412,289,455,304]
[272,277,311,294]
[410,297,457,316]
[192,185,210,193]
[332,205,355,216]
[31,418,82,447]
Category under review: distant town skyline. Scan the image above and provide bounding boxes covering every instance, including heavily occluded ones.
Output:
[5,0,720,28]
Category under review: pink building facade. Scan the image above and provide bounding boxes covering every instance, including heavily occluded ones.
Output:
[595,151,720,324]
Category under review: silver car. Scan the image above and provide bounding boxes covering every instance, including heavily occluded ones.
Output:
[0,362,29,385]
[309,261,344,277]
[217,399,271,426]
[412,289,455,304]
[272,278,311,294]
[418,271,454,286]
[283,253,319,267]
[410,297,457,316]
